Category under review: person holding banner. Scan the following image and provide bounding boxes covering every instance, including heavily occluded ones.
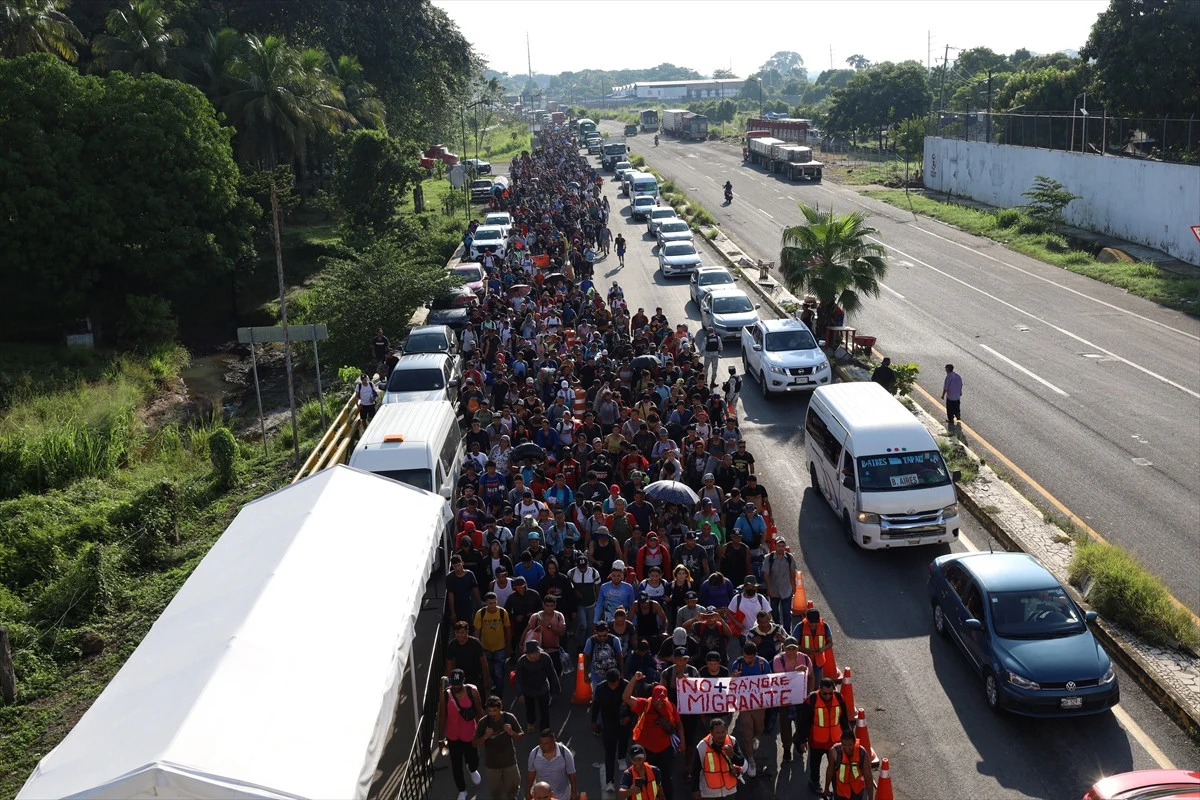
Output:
[729,642,772,778]
[624,676,682,800]
[659,646,701,764]
[774,637,814,761]
[689,717,747,799]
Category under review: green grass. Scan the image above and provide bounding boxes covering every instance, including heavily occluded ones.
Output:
[0,348,315,797]
[861,190,1200,313]
[1069,538,1200,649]
[832,160,910,187]
[938,439,979,483]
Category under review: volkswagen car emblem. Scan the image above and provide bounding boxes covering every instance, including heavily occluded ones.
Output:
[1066,681,1077,692]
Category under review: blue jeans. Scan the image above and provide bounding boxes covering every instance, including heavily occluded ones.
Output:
[485,648,508,698]
[770,596,793,634]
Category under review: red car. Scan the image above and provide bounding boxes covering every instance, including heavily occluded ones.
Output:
[1084,769,1200,800]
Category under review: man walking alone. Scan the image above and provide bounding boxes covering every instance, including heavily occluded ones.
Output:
[942,363,963,433]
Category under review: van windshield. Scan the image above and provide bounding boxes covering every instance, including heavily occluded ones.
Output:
[856,451,950,491]
[387,368,445,392]
[373,468,433,492]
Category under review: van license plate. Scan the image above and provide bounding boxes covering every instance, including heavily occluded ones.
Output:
[1060,697,1082,709]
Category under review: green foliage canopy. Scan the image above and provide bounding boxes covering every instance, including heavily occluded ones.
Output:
[0,53,256,342]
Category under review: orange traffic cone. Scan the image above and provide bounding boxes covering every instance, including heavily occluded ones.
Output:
[840,666,856,712]
[571,653,593,705]
[876,757,894,800]
[855,709,879,765]
[764,511,778,536]
[788,551,808,614]
[825,641,841,682]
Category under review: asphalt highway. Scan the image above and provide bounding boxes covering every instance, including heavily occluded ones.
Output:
[604,122,1200,616]
[430,150,1200,800]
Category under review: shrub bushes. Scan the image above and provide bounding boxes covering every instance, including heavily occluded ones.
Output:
[208,427,238,488]
[995,208,1021,228]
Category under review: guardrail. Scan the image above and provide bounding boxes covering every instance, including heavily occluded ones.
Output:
[292,394,361,483]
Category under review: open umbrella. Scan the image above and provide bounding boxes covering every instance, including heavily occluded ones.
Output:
[644,480,699,506]
[630,354,662,373]
[511,442,546,462]
[508,284,532,297]
[543,272,569,285]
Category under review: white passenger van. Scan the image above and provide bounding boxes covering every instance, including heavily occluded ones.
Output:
[627,171,660,199]
[805,383,961,549]
[349,401,462,499]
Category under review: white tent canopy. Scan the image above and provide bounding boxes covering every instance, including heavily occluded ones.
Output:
[19,465,451,800]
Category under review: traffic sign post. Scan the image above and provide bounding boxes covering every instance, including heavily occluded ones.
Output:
[237,325,330,457]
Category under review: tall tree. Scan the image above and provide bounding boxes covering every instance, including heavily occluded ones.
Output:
[760,50,804,77]
[845,54,871,71]
[712,67,737,79]
[328,53,385,130]
[953,46,1007,78]
[180,25,244,103]
[0,0,82,62]
[0,53,256,342]
[1082,0,1200,116]
[778,205,888,340]
[90,0,185,76]
[333,128,419,248]
[826,61,931,146]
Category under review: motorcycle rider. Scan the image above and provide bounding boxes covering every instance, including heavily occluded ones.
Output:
[723,181,733,203]
[654,134,659,147]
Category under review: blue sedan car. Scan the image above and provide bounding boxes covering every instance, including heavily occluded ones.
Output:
[927,552,1119,717]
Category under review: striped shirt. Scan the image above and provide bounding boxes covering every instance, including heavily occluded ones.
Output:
[527,743,576,800]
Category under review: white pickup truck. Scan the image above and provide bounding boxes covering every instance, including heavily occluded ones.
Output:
[740,318,833,398]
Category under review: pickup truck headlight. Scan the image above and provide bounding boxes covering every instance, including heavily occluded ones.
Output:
[856,511,880,524]
[941,503,959,518]
[769,364,789,375]
[815,361,830,372]
[1006,670,1040,690]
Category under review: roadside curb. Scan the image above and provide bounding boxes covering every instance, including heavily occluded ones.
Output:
[831,360,1200,742]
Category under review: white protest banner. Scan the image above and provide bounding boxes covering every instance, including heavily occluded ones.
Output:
[676,671,808,715]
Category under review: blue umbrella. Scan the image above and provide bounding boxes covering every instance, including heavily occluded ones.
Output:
[644,480,699,506]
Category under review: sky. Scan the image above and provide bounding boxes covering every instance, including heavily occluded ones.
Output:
[432,0,1108,80]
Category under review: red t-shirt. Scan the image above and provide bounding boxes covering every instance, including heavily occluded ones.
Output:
[630,696,679,754]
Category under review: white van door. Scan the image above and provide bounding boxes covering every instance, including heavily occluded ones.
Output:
[835,448,856,525]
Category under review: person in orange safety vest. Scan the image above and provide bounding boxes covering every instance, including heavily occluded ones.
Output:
[689,717,746,799]
[796,677,852,793]
[618,744,663,799]
[824,728,875,800]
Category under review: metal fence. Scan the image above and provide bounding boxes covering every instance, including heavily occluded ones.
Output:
[933,110,1199,165]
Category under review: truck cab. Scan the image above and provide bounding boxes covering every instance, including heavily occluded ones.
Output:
[601,140,628,170]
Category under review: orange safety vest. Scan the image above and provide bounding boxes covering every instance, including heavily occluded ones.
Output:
[700,735,739,791]
[809,692,843,750]
[622,764,660,800]
[800,618,831,668]
[834,744,867,798]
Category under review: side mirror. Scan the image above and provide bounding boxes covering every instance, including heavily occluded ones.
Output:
[842,475,855,490]
[952,469,962,482]
[964,618,983,631]
[1085,610,1098,623]
[818,339,826,347]
[755,304,762,309]
[448,378,461,389]
[752,344,762,351]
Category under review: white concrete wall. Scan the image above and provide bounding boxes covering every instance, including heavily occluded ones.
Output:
[923,137,1200,265]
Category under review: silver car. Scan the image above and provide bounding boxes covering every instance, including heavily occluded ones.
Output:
[656,219,694,247]
[381,353,461,404]
[689,266,735,306]
[630,194,657,221]
[658,241,703,277]
[700,288,760,339]
[646,207,678,235]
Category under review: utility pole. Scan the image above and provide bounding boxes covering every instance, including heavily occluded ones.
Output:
[829,45,834,71]
[985,70,993,143]
[937,44,950,135]
[269,181,300,466]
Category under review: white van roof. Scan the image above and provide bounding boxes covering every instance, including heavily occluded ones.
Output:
[812,383,935,449]
[630,172,657,181]
[355,401,457,450]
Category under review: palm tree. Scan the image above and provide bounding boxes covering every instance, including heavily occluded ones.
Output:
[222,34,306,170]
[0,0,82,62]
[328,54,385,130]
[778,204,889,341]
[180,26,244,104]
[90,0,185,76]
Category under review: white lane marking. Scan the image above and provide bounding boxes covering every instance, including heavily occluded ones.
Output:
[979,344,1070,396]
[1112,704,1176,769]
[869,237,1200,400]
[909,224,1200,343]
[959,532,979,552]
[787,195,797,201]
[879,282,906,300]
[757,208,775,220]
[704,174,715,183]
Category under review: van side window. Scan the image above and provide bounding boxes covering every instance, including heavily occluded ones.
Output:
[805,408,841,465]
[439,424,461,478]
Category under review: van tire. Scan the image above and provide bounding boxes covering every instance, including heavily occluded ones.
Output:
[809,464,824,503]
[842,511,857,548]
